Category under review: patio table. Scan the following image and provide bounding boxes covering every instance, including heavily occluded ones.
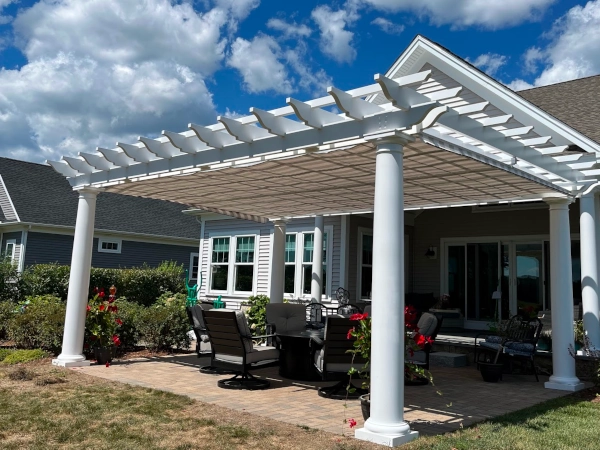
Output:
[277,328,324,381]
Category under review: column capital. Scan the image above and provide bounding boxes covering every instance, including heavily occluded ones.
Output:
[73,186,103,197]
[365,130,414,148]
[270,219,289,226]
[543,195,573,209]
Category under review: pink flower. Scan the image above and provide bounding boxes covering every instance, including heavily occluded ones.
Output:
[86,305,91,312]
[348,418,357,429]
[350,313,368,321]
[347,327,355,340]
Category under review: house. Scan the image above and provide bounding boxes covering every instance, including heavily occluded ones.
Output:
[0,157,201,278]
[46,35,600,445]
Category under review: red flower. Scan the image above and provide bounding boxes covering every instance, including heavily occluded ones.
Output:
[105,361,110,368]
[108,295,115,304]
[112,335,121,346]
[86,305,91,312]
[93,287,99,294]
[350,313,368,321]
[98,291,105,298]
[115,318,123,326]
[405,305,417,324]
[98,304,105,312]
[408,348,414,357]
[348,418,357,429]
[347,327,355,340]
[414,333,428,348]
[108,305,118,313]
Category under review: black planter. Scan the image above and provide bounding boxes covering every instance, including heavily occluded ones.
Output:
[94,347,113,365]
[405,375,429,386]
[479,362,503,382]
[359,394,370,421]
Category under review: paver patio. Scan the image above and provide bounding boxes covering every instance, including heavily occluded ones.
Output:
[76,353,570,437]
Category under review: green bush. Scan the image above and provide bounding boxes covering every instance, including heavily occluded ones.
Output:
[6,295,65,353]
[1,349,47,365]
[0,301,15,340]
[243,294,270,335]
[136,292,190,352]
[0,257,21,302]
[20,261,186,306]
[115,299,144,350]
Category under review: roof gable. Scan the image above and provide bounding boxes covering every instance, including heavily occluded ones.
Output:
[374,35,600,155]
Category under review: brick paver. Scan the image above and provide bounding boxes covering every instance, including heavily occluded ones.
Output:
[76,354,570,437]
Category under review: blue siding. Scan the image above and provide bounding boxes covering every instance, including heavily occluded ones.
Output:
[24,232,198,269]
[2,231,22,246]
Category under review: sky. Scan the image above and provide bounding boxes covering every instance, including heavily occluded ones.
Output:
[0,0,598,164]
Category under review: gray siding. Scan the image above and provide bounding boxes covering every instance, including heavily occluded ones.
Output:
[412,201,580,298]
[200,216,342,304]
[24,232,197,269]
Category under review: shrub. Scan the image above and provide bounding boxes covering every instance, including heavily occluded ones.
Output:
[136,292,190,352]
[6,295,65,353]
[0,257,21,302]
[1,349,47,365]
[20,261,186,306]
[116,298,144,350]
[243,295,270,335]
[0,301,15,340]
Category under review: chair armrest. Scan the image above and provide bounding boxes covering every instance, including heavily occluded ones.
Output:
[251,334,276,340]
[265,323,276,334]
[311,336,324,347]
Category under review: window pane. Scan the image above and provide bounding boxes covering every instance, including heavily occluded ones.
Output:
[303,233,314,262]
[235,265,254,292]
[284,265,295,294]
[362,235,373,265]
[211,265,228,290]
[322,233,327,263]
[322,267,326,295]
[285,234,296,263]
[191,256,199,279]
[212,238,230,263]
[361,267,372,299]
[303,265,311,294]
[236,236,255,263]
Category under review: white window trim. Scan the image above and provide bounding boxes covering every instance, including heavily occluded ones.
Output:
[189,252,199,282]
[283,232,297,296]
[98,237,122,254]
[357,227,373,301]
[4,238,16,263]
[296,225,333,301]
[207,230,260,297]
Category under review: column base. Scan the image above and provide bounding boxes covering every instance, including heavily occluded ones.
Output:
[545,376,585,392]
[52,356,90,368]
[355,428,418,447]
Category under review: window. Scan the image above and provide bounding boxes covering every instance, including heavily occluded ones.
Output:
[98,238,121,254]
[360,233,373,299]
[210,237,229,291]
[189,253,199,281]
[284,234,296,294]
[234,236,255,292]
[4,239,16,263]
[301,232,327,296]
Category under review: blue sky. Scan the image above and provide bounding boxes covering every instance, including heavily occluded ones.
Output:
[0,0,598,163]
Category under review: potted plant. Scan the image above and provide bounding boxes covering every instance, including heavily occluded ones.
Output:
[346,306,435,421]
[574,320,585,351]
[85,286,123,365]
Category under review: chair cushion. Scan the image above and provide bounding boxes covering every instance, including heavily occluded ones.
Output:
[485,335,504,344]
[215,346,279,365]
[504,341,535,356]
[266,304,306,333]
[212,309,253,353]
[417,313,437,336]
[314,348,364,373]
[479,341,503,351]
[363,304,372,317]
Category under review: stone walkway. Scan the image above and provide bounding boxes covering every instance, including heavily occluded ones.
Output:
[76,354,569,437]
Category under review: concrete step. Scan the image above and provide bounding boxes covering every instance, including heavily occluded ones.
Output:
[429,351,468,368]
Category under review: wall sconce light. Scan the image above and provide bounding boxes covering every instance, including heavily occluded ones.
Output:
[425,246,437,259]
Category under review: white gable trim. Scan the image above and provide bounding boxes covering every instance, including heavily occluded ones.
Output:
[0,174,20,222]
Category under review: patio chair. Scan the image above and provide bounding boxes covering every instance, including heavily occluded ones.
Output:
[409,312,444,369]
[475,315,543,381]
[265,303,307,346]
[201,309,279,390]
[311,316,367,400]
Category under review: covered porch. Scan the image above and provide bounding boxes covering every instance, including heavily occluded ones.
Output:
[47,37,600,446]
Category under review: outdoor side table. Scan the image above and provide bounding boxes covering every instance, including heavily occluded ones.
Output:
[277,328,324,381]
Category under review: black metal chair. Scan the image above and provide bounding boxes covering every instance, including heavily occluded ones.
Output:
[311,316,367,400]
[201,309,279,390]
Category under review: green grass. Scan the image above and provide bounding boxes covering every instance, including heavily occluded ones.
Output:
[0,349,47,365]
[405,391,600,450]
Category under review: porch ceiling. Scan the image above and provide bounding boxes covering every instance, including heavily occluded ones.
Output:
[105,138,565,222]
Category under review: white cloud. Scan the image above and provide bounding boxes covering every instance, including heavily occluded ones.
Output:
[227,34,293,94]
[0,0,16,24]
[467,53,508,77]
[311,5,359,64]
[510,0,600,88]
[213,0,260,33]
[284,42,333,96]
[360,0,556,29]
[267,18,312,39]
[0,0,248,162]
[507,79,535,91]
[370,17,404,35]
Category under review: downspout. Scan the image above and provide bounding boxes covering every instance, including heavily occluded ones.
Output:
[18,225,30,273]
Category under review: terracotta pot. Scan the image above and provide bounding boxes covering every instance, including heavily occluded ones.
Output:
[359,394,370,421]
[94,347,113,365]
[479,362,503,382]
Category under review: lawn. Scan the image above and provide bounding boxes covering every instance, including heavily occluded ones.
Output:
[1,359,599,450]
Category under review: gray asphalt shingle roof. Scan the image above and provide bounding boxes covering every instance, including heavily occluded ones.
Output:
[0,157,199,239]
[518,75,600,145]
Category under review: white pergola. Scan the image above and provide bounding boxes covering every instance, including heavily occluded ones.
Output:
[48,37,600,447]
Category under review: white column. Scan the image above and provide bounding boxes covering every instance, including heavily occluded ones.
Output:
[53,188,100,367]
[355,139,418,446]
[580,194,600,349]
[310,215,324,303]
[544,197,584,391]
[269,220,287,303]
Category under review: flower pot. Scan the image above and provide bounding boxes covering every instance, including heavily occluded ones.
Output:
[479,362,503,382]
[405,375,429,386]
[94,347,113,365]
[359,394,370,421]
